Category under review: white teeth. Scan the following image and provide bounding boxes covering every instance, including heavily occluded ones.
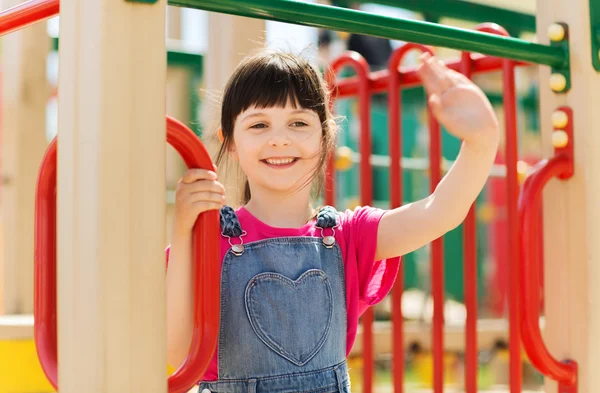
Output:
[265,158,295,165]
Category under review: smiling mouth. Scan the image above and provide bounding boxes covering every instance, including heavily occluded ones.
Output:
[261,157,299,167]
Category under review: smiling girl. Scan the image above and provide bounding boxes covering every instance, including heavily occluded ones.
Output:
[166,49,499,393]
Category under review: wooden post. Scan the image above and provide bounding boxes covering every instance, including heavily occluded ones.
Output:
[57,1,167,392]
[203,14,265,206]
[0,1,49,315]
[165,5,188,242]
[537,1,600,393]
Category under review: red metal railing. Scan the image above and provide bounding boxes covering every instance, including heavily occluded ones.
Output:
[518,106,577,393]
[328,23,578,393]
[0,0,58,36]
[387,42,433,393]
[33,116,220,393]
[326,52,375,393]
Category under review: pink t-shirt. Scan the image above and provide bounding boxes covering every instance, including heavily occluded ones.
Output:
[167,205,400,381]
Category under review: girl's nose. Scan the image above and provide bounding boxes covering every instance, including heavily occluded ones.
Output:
[268,129,292,147]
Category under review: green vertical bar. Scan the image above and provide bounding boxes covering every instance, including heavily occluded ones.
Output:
[591,0,600,71]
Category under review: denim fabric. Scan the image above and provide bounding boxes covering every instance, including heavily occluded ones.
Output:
[199,208,350,393]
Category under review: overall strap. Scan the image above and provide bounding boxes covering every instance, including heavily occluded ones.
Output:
[220,206,243,237]
[315,205,338,229]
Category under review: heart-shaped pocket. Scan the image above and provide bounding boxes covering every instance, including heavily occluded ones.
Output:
[245,269,333,366]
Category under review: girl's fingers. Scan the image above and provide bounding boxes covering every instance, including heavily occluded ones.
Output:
[179,179,225,195]
[186,191,226,205]
[180,169,217,184]
[431,59,455,91]
[191,201,225,212]
[417,53,443,96]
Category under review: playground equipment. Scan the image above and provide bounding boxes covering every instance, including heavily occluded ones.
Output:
[34,116,220,392]
[1,0,599,393]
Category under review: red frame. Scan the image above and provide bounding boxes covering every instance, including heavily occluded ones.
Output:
[518,106,576,392]
[33,116,220,393]
[0,0,58,36]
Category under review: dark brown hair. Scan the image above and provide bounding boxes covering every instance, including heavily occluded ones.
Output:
[214,50,337,205]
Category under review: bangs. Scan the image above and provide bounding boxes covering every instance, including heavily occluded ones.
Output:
[222,53,327,126]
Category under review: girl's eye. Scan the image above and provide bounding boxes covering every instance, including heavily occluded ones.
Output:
[291,121,308,127]
[250,123,268,129]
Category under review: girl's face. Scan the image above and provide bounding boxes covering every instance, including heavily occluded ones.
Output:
[231,102,323,197]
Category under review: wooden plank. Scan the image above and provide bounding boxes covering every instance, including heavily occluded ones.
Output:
[0,0,49,314]
[57,0,167,391]
[202,13,265,206]
[536,1,600,393]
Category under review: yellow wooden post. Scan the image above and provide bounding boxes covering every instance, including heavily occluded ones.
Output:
[165,5,188,242]
[57,0,167,391]
[204,14,265,205]
[0,0,49,315]
[537,1,600,392]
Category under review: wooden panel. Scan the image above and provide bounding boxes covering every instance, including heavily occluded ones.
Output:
[56,0,167,391]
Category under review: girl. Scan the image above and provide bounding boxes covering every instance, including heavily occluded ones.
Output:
[166,49,499,393]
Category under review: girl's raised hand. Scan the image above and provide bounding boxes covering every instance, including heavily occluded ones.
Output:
[414,53,499,148]
[173,169,226,236]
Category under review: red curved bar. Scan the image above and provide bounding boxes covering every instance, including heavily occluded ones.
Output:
[518,155,577,388]
[33,116,219,393]
[34,138,58,389]
[165,117,220,393]
[336,55,529,99]
[326,52,374,393]
[0,0,59,36]
[387,43,432,393]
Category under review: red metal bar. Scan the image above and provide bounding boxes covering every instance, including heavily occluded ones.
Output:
[518,106,577,392]
[467,23,524,393]
[33,138,57,389]
[428,75,444,393]
[459,48,477,393]
[0,0,58,36]
[328,52,373,393]
[336,56,529,99]
[518,157,576,384]
[387,43,432,393]
[33,116,220,393]
[165,117,221,393]
[501,42,523,393]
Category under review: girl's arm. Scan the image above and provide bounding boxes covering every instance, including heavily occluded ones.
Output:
[166,231,194,367]
[375,53,500,261]
[166,169,225,367]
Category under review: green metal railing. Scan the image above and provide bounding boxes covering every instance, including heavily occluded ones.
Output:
[168,0,566,68]
[51,37,203,72]
[332,0,536,35]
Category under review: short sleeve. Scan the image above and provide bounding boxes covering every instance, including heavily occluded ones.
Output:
[342,206,400,314]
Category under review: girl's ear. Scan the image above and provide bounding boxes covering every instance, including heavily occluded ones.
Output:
[217,128,224,143]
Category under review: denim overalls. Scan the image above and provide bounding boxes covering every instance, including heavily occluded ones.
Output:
[197,206,351,393]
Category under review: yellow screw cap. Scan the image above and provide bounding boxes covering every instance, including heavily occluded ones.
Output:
[477,203,495,223]
[517,160,530,184]
[552,130,569,148]
[547,23,565,42]
[551,110,569,128]
[549,73,567,92]
[335,146,354,171]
